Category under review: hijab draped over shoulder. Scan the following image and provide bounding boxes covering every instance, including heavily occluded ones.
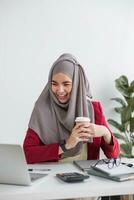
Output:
[29,53,94,157]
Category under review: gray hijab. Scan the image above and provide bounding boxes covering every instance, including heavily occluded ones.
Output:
[29,53,94,157]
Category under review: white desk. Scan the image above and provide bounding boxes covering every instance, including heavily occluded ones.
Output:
[0,158,134,200]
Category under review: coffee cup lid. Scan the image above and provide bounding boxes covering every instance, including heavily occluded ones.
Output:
[75,117,90,123]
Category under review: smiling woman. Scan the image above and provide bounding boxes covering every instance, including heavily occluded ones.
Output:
[23,53,120,200]
[51,73,72,104]
[23,52,119,161]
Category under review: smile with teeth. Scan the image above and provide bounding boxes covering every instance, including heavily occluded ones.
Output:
[57,94,67,100]
[58,94,66,97]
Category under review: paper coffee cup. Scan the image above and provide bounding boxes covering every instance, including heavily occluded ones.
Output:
[75,117,90,123]
[75,117,93,143]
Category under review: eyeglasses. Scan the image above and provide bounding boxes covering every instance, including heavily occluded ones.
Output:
[93,157,121,169]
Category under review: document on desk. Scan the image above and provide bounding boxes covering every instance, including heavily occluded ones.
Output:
[92,164,134,176]
[89,163,134,182]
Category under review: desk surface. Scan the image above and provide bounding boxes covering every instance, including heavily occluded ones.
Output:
[0,158,134,200]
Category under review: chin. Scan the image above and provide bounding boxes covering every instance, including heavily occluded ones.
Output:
[59,100,68,104]
[58,99,69,104]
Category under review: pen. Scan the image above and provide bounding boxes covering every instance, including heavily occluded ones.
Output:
[28,168,51,171]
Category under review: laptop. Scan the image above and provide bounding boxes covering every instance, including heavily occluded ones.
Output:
[0,144,48,186]
[73,160,134,182]
[73,160,97,171]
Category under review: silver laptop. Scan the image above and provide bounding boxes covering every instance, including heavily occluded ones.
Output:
[0,144,48,186]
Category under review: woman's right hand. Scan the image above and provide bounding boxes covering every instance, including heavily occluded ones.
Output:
[65,123,91,150]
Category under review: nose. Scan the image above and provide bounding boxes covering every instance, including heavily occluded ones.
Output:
[57,85,64,93]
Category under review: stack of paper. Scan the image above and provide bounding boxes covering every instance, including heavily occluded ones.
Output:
[93,163,134,176]
[90,163,134,182]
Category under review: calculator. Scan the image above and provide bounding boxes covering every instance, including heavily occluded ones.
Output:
[56,172,90,182]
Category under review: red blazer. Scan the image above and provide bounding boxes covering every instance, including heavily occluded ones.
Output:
[23,101,120,164]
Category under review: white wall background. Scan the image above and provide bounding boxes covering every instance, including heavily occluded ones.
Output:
[0,0,134,144]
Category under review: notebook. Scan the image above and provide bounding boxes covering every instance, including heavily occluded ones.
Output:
[0,144,48,186]
[91,162,134,176]
[73,160,134,182]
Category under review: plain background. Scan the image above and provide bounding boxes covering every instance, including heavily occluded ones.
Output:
[0,0,134,144]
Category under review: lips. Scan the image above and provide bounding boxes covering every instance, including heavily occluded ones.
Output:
[58,95,67,100]
[57,94,68,102]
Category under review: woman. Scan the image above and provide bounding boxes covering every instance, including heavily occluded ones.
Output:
[23,53,119,165]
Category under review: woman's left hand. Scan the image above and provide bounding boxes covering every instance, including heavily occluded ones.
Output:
[88,123,112,144]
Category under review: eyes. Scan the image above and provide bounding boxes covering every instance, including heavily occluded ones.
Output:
[51,81,72,87]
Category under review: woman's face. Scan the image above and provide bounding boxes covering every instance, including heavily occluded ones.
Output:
[51,73,72,104]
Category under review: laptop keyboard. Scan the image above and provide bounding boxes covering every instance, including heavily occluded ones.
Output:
[29,173,47,182]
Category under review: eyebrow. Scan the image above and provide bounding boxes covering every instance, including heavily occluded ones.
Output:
[51,80,72,84]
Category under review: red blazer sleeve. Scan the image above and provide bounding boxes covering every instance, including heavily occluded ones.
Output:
[87,101,120,160]
[23,128,60,164]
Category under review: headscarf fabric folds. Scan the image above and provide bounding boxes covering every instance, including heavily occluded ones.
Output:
[29,53,94,157]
